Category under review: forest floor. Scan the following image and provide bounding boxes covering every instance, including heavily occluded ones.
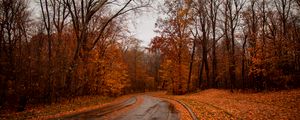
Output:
[1,89,299,120]
[0,94,135,119]
[150,89,300,120]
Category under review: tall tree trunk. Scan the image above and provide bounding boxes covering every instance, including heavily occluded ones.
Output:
[212,35,217,88]
[187,39,196,92]
[230,25,236,92]
[224,3,229,89]
[40,0,53,103]
[203,51,209,88]
[200,16,209,89]
[242,34,247,89]
[198,59,204,88]
[210,0,219,88]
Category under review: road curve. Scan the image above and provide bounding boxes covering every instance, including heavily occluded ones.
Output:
[57,95,179,120]
[174,99,198,120]
[115,95,179,120]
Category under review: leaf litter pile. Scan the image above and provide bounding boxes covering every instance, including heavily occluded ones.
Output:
[152,89,300,120]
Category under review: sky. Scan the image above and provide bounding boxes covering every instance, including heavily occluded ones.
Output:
[29,0,160,48]
[128,11,158,47]
[127,0,163,47]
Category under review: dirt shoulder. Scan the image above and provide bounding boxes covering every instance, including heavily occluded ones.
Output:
[149,89,300,120]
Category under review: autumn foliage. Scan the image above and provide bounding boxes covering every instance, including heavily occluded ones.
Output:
[150,0,300,94]
[0,0,299,113]
[0,0,150,111]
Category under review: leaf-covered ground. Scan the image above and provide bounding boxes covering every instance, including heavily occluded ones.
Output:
[1,90,299,120]
[151,89,300,120]
[0,95,136,120]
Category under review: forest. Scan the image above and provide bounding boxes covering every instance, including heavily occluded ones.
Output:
[0,0,299,113]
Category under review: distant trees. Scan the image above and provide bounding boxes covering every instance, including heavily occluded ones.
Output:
[192,0,210,90]
[150,0,191,94]
[223,0,245,92]
[122,38,155,92]
[0,0,30,108]
[0,0,299,111]
[150,0,300,94]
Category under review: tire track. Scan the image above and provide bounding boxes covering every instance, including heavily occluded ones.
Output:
[170,98,199,120]
[152,95,199,120]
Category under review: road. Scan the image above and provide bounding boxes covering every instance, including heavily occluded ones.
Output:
[60,95,180,120]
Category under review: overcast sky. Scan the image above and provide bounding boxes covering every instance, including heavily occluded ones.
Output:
[128,10,158,47]
[126,0,162,47]
[29,0,160,47]
[124,0,162,47]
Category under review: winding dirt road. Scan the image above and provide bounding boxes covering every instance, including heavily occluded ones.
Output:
[60,95,180,120]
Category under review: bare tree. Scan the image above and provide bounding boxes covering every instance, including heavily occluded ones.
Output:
[223,0,245,92]
[39,0,70,102]
[39,0,53,103]
[62,0,151,95]
[0,0,30,109]
[192,0,210,89]
[209,0,221,88]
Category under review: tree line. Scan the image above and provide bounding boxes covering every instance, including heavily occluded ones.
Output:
[0,0,299,111]
[0,0,153,111]
[150,0,300,94]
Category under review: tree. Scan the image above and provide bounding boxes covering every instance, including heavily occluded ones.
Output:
[150,0,191,94]
[39,0,54,103]
[222,0,245,92]
[191,0,211,89]
[209,0,222,88]
[0,0,30,109]
[62,0,151,95]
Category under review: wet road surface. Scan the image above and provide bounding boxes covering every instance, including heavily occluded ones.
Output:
[59,95,179,120]
[115,95,179,120]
